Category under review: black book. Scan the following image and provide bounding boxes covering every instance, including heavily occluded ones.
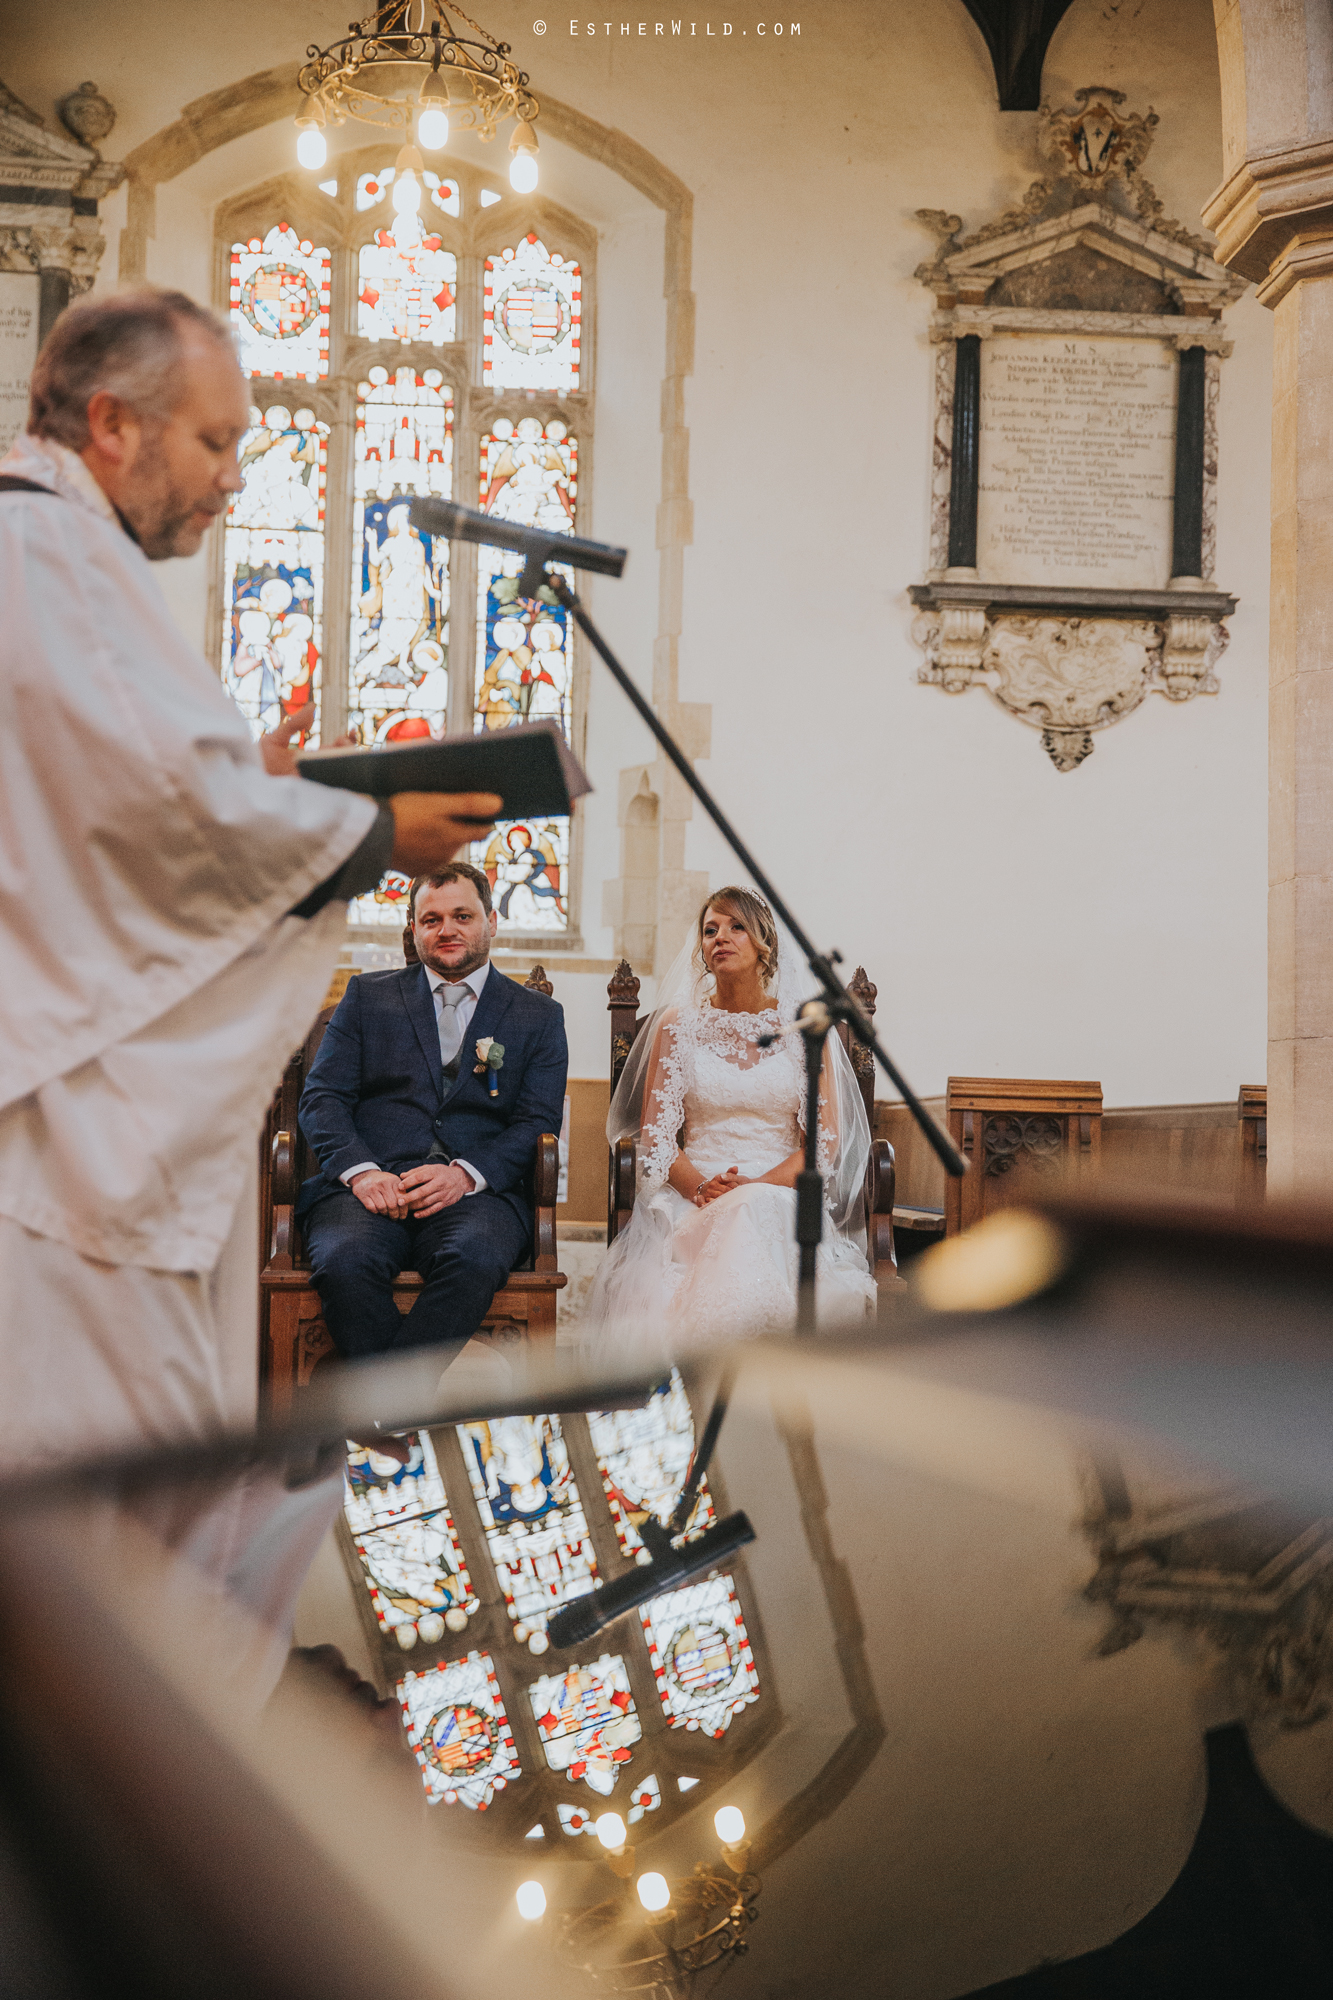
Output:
[296,719,592,820]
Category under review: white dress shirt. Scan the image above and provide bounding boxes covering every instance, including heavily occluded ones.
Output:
[340,960,493,1194]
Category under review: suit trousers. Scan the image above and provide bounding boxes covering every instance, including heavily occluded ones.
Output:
[303,1181,531,1358]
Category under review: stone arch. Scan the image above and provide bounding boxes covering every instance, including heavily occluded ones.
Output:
[117,61,700,967]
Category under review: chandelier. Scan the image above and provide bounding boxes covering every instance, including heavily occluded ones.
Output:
[516,1805,760,1998]
[294,0,541,193]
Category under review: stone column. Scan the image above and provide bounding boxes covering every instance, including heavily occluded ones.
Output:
[1206,119,1333,1189]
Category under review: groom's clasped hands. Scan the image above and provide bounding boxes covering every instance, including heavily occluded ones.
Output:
[349,1162,475,1220]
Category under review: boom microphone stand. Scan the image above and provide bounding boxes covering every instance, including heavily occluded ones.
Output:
[409,497,967,1332]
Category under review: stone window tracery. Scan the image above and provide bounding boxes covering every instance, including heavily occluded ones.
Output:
[213,162,594,941]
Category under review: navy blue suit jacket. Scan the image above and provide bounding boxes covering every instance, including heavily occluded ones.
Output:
[296,962,568,1230]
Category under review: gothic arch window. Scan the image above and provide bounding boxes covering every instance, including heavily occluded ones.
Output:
[339,1372,774,1851]
[212,154,595,944]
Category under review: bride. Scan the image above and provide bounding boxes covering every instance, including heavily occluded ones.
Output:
[582,887,877,1359]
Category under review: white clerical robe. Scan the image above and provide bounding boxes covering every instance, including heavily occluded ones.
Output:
[0,432,377,1651]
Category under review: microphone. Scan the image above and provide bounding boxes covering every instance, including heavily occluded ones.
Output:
[409,496,627,597]
[545,1510,756,1650]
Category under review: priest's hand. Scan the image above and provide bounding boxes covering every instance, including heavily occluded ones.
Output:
[399,1162,475,1218]
[389,792,502,870]
[348,1168,411,1219]
[259,701,323,775]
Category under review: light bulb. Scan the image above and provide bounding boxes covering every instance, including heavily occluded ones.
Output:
[392,171,421,215]
[636,1873,671,1913]
[714,1806,746,1846]
[509,150,538,193]
[515,1881,546,1921]
[417,106,449,150]
[594,1811,627,1851]
[296,124,327,170]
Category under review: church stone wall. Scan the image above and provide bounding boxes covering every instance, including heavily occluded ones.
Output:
[4,0,1272,1110]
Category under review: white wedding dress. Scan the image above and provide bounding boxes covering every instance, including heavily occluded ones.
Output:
[582,997,877,1362]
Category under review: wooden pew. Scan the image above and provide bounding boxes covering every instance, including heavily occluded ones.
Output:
[944,1076,1102,1236]
[605,960,898,1281]
[258,957,565,1414]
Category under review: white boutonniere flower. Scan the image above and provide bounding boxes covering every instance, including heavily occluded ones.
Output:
[474,1037,505,1096]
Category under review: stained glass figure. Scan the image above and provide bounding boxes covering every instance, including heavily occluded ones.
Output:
[588,1369,716,1560]
[358,233,457,344]
[346,868,413,930]
[457,1414,598,1634]
[528,1654,642,1794]
[230,224,330,381]
[478,819,569,933]
[628,1774,662,1824]
[475,419,576,735]
[343,1433,478,1651]
[399,1652,520,1808]
[221,404,327,738]
[483,234,581,390]
[349,366,452,747]
[641,1575,761,1737]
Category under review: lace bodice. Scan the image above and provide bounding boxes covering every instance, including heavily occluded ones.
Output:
[639,1005,824,1191]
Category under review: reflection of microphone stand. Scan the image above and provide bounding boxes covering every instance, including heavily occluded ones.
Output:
[411,497,967,1333]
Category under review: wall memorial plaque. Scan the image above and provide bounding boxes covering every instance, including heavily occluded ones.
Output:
[977,333,1178,591]
[908,88,1243,771]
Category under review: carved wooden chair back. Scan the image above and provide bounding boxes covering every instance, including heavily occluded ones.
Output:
[1237,1085,1267,1204]
[944,1076,1103,1236]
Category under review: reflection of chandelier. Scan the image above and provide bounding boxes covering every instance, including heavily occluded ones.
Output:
[517,1806,760,1998]
[295,0,541,192]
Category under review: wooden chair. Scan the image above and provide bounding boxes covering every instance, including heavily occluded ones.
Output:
[944,1076,1102,1236]
[259,957,565,1414]
[605,960,898,1281]
[1237,1085,1267,1204]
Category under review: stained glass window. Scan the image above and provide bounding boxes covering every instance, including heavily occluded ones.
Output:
[350,365,452,745]
[456,1414,599,1638]
[588,1369,716,1560]
[343,1433,478,1651]
[399,1652,521,1808]
[641,1575,761,1736]
[229,224,330,381]
[472,416,577,931]
[528,1654,642,1793]
[483,234,581,390]
[358,232,457,344]
[221,403,327,738]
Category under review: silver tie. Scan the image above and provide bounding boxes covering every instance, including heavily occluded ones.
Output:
[436,984,469,1068]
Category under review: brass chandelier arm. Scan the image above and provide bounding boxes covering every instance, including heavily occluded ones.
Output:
[297,0,538,136]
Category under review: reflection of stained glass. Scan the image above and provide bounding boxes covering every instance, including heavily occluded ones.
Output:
[629,1773,662,1823]
[457,1413,598,1634]
[221,403,327,739]
[589,1370,715,1560]
[641,1575,760,1737]
[529,1654,641,1793]
[557,1801,598,1836]
[483,233,581,390]
[399,1652,520,1808]
[358,232,457,344]
[343,1433,477,1651]
[349,365,452,745]
[230,224,330,380]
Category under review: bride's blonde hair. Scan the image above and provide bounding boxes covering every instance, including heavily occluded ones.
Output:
[694,887,779,990]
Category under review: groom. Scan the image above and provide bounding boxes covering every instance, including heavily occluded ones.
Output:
[296,863,568,1358]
